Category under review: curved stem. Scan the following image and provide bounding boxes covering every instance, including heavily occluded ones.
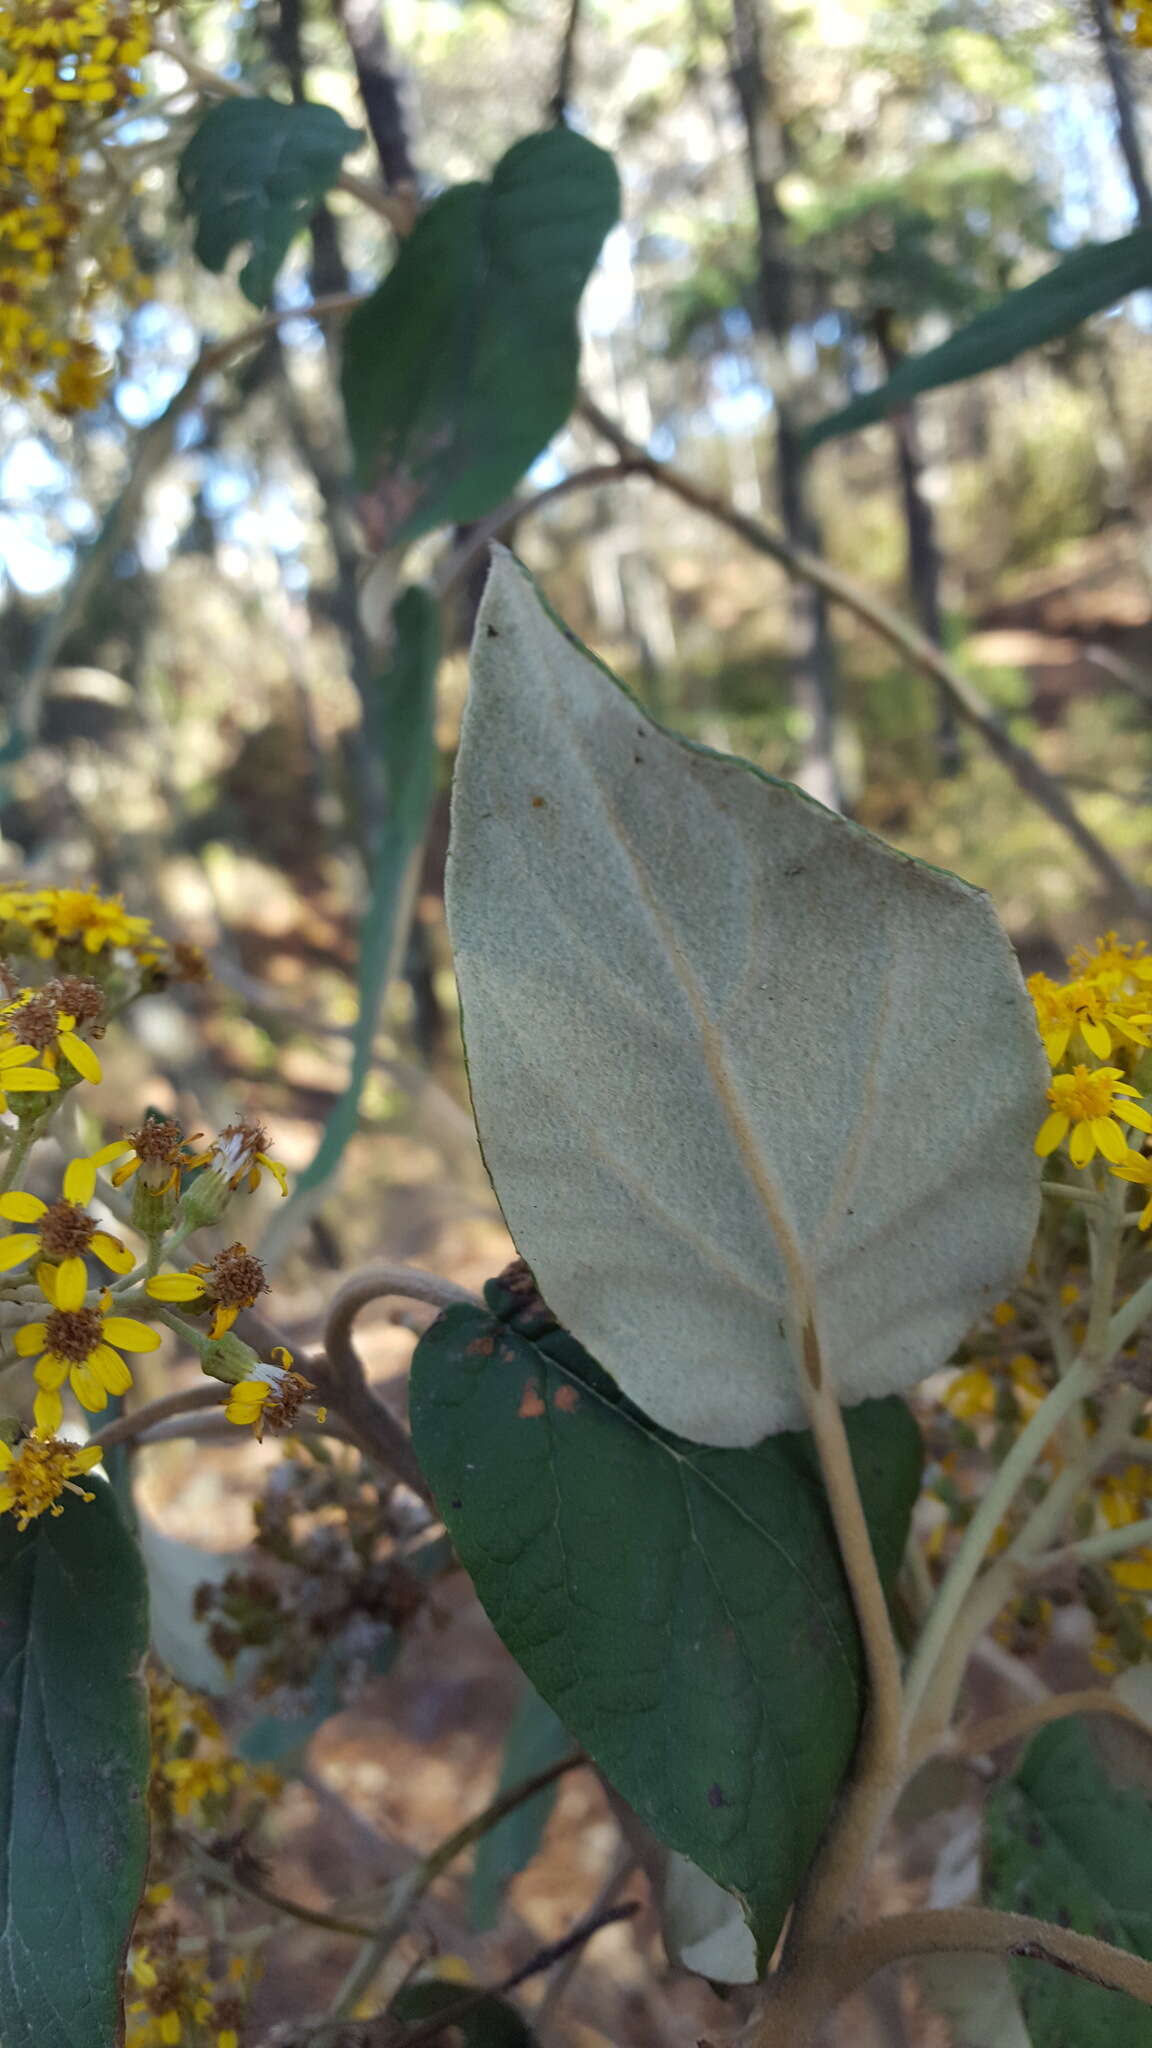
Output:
[92,1382,225,1448]
[751,1907,1152,2047]
[319,1265,478,1505]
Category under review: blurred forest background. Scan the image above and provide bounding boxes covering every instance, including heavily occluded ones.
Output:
[6,0,1152,2040]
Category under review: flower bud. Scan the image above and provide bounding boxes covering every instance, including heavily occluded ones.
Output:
[130,1177,179,1239]
[201,1332,261,1387]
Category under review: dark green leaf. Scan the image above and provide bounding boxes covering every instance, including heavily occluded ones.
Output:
[806,228,1152,446]
[341,128,620,545]
[470,1682,570,1931]
[179,98,362,307]
[389,1980,536,2048]
[262,586,440,1257]
[0,1480,150,2047]
[985,1717,1152,2045]
[410,1280,922,1959]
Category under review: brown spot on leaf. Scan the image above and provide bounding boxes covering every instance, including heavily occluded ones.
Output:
[554,1384,580,1413]
[465,1334,496,1357]
[531,795,546,808]
[518,1381,546,1419]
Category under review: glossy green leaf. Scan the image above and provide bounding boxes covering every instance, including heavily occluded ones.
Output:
[179,97,362,307]
[806,228,1152,445]
[410,1280,922,1957]
[262,586,440,1261]
[985,1718,1152,2045]
[0,1481,150,2047]
[448,551,1046,1446]
[341,129,619,546]
[470,1681,570,1931]
[389,1979,536,2048]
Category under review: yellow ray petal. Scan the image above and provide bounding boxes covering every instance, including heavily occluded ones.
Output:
[91,1233,134,1274]
[58,1031,101,1084]
[144,1274,205,1302]
[0,1234,38,1271]
[53,1257,88,1310]
[33,1387,63,1434]
[101,1317,161,1352]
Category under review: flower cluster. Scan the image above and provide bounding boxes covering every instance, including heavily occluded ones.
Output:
[0,880,314,1526]
[0,1,159,411]
[127,1880,252,2048]
[149,1672,278,1832]
[1031,934,1152,1187]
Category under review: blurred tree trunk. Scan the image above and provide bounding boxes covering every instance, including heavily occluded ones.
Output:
[873,308,962,776]
[727,0,841,811]
[1086,0,1152,228]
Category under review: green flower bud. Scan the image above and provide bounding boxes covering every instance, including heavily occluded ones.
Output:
[202,1332,261,1387]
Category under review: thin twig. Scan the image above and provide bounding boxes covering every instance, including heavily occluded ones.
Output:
[432,463,635,597]
[578,394,1152,915]
[182,1836,380,1940]
[323,1750,587,2022]
[533,1848,637,2039]
[548,0,585,122]
[388,1900,641,2048]
[304,1898,639,2045]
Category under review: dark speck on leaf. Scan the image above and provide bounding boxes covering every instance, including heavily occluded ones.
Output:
[707,1784,727,1808]
[486,624,499,637]
[450,1497,462,1510]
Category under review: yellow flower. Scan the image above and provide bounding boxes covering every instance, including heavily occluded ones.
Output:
[24,886,155,958]
[1028,970,1152,1067]
[0,1429,102,1528]
[0,1040,58,1109]
[0,980,104,1083]
[210,1119,289,1197]
[75,1117,205,1201]
[1035,1064,1152,1167]
[15,1268,160,1431]
[1111,1148,1152,1227]
[0,1176,134,1287]
[224,1348,317,1437]
[146,1242,269,1336]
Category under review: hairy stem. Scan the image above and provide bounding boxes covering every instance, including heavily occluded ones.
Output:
[751,1906,1152,2047]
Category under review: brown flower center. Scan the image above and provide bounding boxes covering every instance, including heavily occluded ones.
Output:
[126,1117,185,1164]
[44,1305,102,1362]
[263,1370,313,1433]
[43,975,105,1030]
[37,1200,95,1259]
[5,991,58,1050]
[204,1243,267,1310]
